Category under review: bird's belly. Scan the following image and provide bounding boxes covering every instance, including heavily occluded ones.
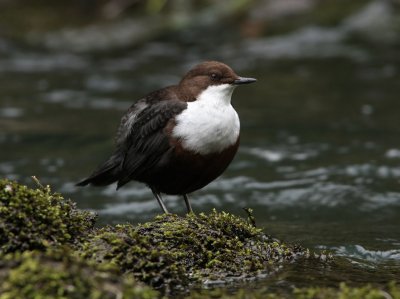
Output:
[144,139,239,195]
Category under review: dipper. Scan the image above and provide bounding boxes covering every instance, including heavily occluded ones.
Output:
[77,61,256,213]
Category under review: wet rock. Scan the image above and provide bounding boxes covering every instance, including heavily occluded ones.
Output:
[81,210,311,291]
[0,179,324,295]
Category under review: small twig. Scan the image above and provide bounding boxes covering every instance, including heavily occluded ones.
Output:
[243,207,256,228]
[31,176,45,190]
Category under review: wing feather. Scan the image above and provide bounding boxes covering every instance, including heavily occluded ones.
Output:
[117,100,187,188]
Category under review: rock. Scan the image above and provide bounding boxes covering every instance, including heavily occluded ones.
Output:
[0,179,325,295]
[81,210,311,291]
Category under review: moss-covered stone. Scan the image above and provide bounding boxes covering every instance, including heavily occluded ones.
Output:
[82,211,311,291]
[81,224,188,292]
[0,248,158,299]
[0,179,96,254]
[0,179,329,296]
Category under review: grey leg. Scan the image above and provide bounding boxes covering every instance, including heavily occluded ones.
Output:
[183,194,193,213]
[151,187,169,214]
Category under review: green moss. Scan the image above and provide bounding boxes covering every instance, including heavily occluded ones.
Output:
[0,179,96,254]
[0,248,158,299]
[81,224,188,292]
[82,211,311,291]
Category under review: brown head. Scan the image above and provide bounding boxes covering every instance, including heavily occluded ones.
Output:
[178,61,256,100]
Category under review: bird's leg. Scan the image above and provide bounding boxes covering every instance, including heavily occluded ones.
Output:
[183,194,193,213]
[151,187,169,214]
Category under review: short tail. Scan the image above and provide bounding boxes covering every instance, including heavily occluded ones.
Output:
[76,153,122,187]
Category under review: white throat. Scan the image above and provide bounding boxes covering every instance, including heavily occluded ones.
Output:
[172,84,240,155]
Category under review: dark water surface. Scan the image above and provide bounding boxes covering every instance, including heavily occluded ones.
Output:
[1,19,400,292]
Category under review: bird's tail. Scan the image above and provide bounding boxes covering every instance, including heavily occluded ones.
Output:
[76,152,122,187]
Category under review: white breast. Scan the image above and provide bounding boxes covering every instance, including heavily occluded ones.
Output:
[172,84,240,155]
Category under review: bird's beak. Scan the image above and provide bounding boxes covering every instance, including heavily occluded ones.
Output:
[233,77,257,85]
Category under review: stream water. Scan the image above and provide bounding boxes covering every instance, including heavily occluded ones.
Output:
[1,5,399,294]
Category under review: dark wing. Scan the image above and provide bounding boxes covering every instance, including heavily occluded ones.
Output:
[114,99,148,147]
[76,99,150,187]
[116,99,187,189]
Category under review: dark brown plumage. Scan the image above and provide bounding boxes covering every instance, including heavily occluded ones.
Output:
[77,61,256,213]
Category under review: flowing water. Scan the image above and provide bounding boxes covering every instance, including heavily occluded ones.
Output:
[1,6,400,293]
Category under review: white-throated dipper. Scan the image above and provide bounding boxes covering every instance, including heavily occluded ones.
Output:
[77,61,256,213]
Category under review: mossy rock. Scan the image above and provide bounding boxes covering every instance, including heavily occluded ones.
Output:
[0,179,330,295]
[0,179,96,254]
[82,211,312,291]
[0,247,158,299]
[81,224,187,293]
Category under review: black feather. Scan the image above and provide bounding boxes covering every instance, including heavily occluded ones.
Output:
[76,151,123,186]
[117,100,187,188]
[77,99,186,189]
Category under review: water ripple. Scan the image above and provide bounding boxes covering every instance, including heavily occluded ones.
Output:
[245,146,321,162]
[0,53,88,72]
[42,90,130,110]
[385,149,400,159]
[75,176,400,216]
[0,107,24,118]
[334,245,400,262]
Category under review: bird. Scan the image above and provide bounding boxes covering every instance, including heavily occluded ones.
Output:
[76,61,256,214]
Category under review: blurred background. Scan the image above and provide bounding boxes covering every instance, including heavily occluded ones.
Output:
[1,0,400,292]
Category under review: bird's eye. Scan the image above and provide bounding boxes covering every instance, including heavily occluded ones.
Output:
[211,73,218,80]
